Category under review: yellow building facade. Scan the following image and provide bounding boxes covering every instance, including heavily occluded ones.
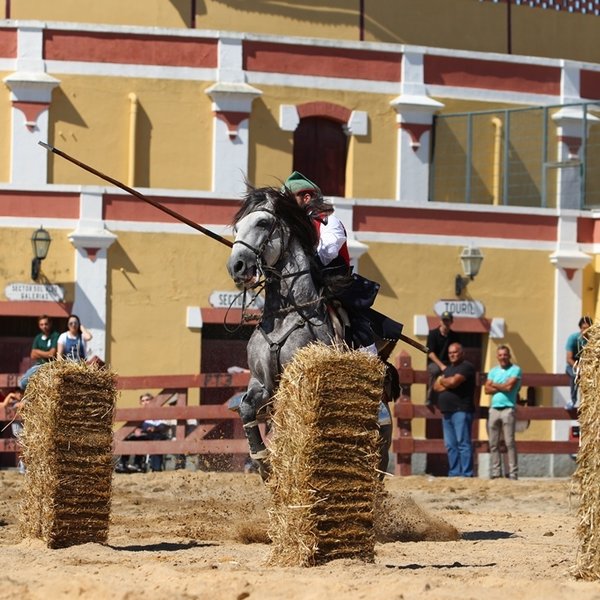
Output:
[1,1,599,475]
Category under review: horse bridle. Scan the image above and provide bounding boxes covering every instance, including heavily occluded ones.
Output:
[231,205,322,318]
[232,207,313,283]
[232,208,283,280]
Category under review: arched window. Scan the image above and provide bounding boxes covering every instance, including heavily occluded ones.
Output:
[293,116,348,197]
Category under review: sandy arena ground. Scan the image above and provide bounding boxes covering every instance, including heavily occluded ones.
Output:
[0,469,597,600]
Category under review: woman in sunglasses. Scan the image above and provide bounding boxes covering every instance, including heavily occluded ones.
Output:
[57,314,93,361]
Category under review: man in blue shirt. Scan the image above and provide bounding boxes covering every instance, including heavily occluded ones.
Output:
[565,316,593,409]
[485,345,522,480]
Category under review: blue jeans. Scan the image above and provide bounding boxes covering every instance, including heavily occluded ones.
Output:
[442,411,474,477]
[18,363,42,391]
[566,364,578,405]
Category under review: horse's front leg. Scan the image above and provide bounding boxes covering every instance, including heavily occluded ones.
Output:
[239,377,271,476]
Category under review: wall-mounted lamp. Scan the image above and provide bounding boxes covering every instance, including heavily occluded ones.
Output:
[455,245,484,296]
[31,226,52,281]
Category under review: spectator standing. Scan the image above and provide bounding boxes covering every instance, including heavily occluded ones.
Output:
[57,314,93,361]
[425,311,459,406]
[433,343,476,477]
[485,345,522,480]
[565,316,593,409]
[18,315,59,390]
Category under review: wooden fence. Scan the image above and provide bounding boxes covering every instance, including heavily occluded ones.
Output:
[394,353,579,475]
[0,360,579,475]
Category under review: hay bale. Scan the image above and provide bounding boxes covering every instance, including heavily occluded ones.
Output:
[267,343,384,566]
[19,359,117,549]
[573,323,600,580]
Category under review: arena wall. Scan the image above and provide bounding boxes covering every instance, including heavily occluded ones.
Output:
[0,6,598,460]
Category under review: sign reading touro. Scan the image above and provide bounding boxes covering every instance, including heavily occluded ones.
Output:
[434,299,485,319]
[5,283,64,302]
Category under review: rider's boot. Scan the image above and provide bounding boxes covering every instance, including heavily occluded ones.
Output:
[244,422,271,482]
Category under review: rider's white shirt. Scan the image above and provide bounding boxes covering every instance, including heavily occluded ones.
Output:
[317,213,347,265]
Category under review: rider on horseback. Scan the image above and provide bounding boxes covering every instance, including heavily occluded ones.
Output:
[283,171,383,354]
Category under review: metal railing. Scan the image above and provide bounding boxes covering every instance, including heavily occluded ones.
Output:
[431,102,600,209]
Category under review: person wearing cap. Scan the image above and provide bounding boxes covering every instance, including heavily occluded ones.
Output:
[282,171,381,353]
[425,311,460,406]
[283,171,351,278]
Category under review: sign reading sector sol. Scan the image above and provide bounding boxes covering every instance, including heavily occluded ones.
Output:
[5,283,65,302]
[209,290,264,310]
[434,299,485,319]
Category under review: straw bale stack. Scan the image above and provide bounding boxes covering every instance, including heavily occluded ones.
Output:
[19,359,117,549]
[267,343,384,566]
[573,323,600,580]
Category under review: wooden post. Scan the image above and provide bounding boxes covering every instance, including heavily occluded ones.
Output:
[395,351,414,475]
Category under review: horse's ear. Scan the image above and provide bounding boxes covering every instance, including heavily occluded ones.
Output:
[243,176,256,194]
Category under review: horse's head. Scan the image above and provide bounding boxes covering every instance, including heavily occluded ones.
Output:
[227,186,317,288]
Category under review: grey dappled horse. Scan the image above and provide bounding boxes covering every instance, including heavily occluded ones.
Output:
[227,186,392,479]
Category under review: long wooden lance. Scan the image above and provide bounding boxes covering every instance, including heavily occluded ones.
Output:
[38,141,233,248]
[40,142,428,354]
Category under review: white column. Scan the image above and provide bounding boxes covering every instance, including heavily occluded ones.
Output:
[68,190,117,362]
[332,201,368,271]
[549,211,590,451]
[3,25,59,184]
[390,51,443,203]
[206,38,261,196]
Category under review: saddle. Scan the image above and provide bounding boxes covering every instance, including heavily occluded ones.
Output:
[326,301,404,352]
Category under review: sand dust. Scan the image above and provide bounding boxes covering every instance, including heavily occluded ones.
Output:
[0,469,596,599]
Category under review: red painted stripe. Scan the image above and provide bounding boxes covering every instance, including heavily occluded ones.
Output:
[424,55,561,95]
[201,307,260,324]
[583,218,600,245]
[244,41,401,82]
[43,30,218,68]
[580,70,600,100]
[297,101,352,123]
[577,216,595,243]
[0,28,16,58]
[0,191,80,218]
[354,206,557,241]
[103,194,239,225]
[0,301,72,317]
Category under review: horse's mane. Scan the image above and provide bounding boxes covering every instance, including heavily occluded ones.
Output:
[233,185,319,257]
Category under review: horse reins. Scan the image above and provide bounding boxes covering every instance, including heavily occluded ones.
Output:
[230,206,330,363]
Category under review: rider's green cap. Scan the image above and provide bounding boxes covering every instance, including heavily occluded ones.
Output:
[282,171,321,195]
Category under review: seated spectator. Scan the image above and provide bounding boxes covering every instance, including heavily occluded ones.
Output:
[565,316,593,409]
[116,393,169,473]
[1,388,25,474]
